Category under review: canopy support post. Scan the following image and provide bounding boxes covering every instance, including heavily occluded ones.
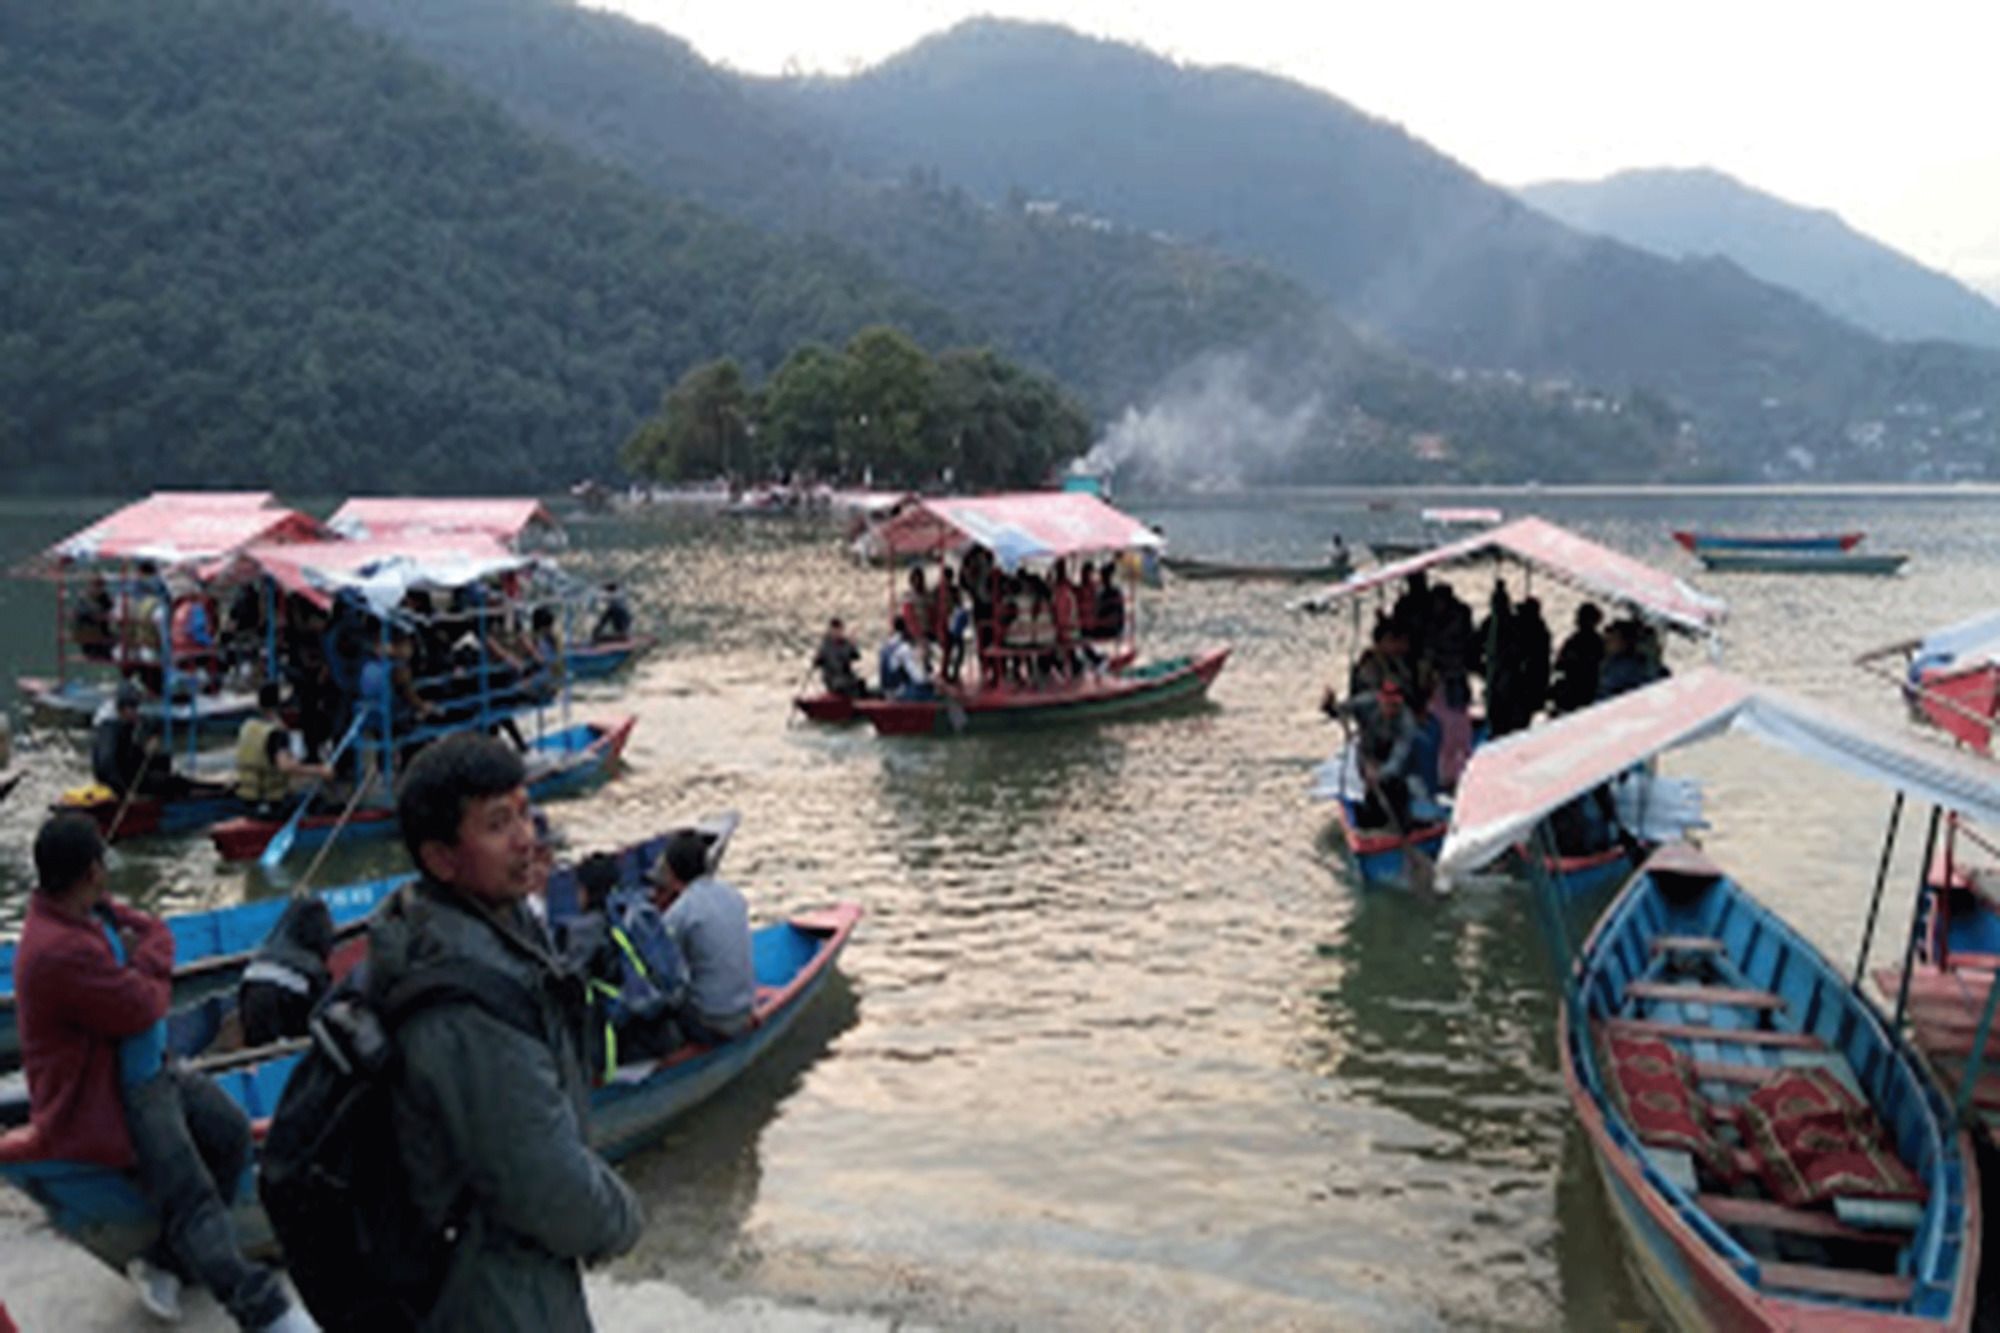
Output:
[1892,805,1944,1033]
[1957,953,2000,1121]
[1852,791,1905,988]
[1527,820,1572,978]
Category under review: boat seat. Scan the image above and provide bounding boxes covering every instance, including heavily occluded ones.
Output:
[1758,1261,1914,1305]
[1652,936,1724,956]
[1627,982,1784,1011]
[1832,1197,1925,1232]
[1695,1194,1904,1246]
[1608,1019,1822,1050]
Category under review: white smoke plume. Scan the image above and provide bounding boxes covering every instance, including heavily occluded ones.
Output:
[1084,353,1322,490]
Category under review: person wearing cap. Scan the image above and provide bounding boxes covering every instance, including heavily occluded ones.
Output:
[1323,677,1419,831]
[14,815,316,1331]
[649,831,754,1046]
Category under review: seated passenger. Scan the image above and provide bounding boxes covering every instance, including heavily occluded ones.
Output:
[72,574,117,662]
[650,831,755,1046]
[1092,562,1126,641]
[877,617,935,701]
[92,682,187,800]
[567,853,690,1074]
[1325,680,1419,831]
[234,684,333,817]
[812,617,869,697]
[237,895,336,1046]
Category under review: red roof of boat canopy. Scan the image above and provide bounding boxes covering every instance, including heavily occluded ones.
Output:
[1437,667,2000,876]
[862,492,1164,571]
[42,492,327,569]
[1298,515,1726,638]
[328,498,562,550]
[232,535,533,612]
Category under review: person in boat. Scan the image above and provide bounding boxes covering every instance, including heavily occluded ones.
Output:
[1510,596,1553,731]
[878,616,936,701]
[237,894,336,1046]
[92,681,186,799]
[650,830,756,1046]
[1051,561,1083,678]
[71,573,118,663]
[1346,616,1417,705]
[1425,585,1476,788]
[999,574,1033,684]
[1597,620,1661,701]
[1329,532,1349,573]
[1325,679,1419,831]
[1549,602,1605,715]
[1092,561,1126,642]
[234,683,334,817]
[15,815,314,1332]
[282,596,337,761]
[1392,573,1431,663]
[899,568,932,651]
[937,567,969,685]
[371,733,642,1331]
[523,605,566,703]
[811,617,869,697]
[962,546,998,683]
[124,562,167,677]
[224,580,265,685]
[566,852,690,1073]
[590,582,632,644]
[169,588,222,692]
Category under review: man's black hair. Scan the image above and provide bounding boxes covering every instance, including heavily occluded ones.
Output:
[662,831,709,886]
[35,814,106,896]
[576,852,622,911]
[394,732,527,864]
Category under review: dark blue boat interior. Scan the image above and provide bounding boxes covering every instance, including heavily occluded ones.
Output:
[1571,867,1968,1322]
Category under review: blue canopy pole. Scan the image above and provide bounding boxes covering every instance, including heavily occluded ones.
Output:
[262,576,278,684]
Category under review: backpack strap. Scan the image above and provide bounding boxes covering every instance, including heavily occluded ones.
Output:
[378,964,544,1044]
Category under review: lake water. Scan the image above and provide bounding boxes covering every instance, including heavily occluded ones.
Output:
[4,488,1998,1330]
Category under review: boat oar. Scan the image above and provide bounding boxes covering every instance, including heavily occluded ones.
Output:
[285,764,378,894]
[259,714,365,872]
[103,743,159,849]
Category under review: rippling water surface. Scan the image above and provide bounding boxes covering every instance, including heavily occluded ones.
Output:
[4,489,1999,1330]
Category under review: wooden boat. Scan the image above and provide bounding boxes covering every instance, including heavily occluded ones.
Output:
[1331,790,1447,888]
[1697,550,1907,576]
[852,648,1229,737]
[1530,843,1639,898]
[1438,670,2000,1330]
[0,902,858,1273]
[1673,530,1865,554]
[1162,555,1351,583]
[1562,845,1976,1329]
[208,715,636,862]
[16,675,259,739]
[794,692,859,724]
[52,778,251,843]
[564,634,656,680]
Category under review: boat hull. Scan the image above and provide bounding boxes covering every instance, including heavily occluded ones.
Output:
[208,716,637,862]
[1696,551,1907,575]
[853,648,1228,737]
[52,782,250,843]
[1162,556,1350,583]
[794,692,859,724]
[1331,793,1446,888]
[565,635,656,681]
[0,905,859,1273]
[17,676,257,739]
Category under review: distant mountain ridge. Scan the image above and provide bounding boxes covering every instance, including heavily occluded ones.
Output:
[776,19,2000,478]
[1519,168,2000,350]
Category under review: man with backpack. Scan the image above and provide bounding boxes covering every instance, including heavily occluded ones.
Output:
[14,814,314,1331]
[261,733,640,1330]
[563,851,691,1075]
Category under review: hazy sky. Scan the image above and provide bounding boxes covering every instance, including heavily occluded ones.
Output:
[593,0,2000,286]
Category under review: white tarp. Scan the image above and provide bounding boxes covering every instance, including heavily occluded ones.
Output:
[1438,667,2000,876]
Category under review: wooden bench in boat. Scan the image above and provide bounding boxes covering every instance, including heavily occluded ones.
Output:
[1759,1262,1915,1305]
[1651,935,1724,956]
[1626,982,1785,1011]
[1695,1195,1906,1246]
[1607,1018,1822,1050]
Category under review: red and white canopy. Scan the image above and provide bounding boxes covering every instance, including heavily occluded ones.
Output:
[232,535,532,613]
[328,498,562,550]
[43,492,326,569]
[1299,516,1725,637]
[861,492,1165,571]
[1438,667,2000,876]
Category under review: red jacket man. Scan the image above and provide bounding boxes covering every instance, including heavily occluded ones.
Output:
[13,878,172,1167]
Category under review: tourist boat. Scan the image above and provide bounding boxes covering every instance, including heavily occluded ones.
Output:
[1438,670,2000,1330]
[0,902,859,1273]
[854,648,1229,737]
[16,677,262,739]
[209,716,636,863]
[1696,550,1908,576]
[794,692,860,724]
[1300,516,1725,890]
[848,492,1229,738]
[52,777,251,843]
[1672,530,1865,554]
[565,633,656,680]
[1162,554,1352,583]
[1858,607,2000,756]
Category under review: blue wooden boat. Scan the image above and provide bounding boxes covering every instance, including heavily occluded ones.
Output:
[0,874,410,1074]
[209,715,635,862]
[564,634,656,681]
[17,675,259,741]
[1562,846,1975,1329]
[1697,550,1908,576]
[0,902,857,1273]
[853,649,1228,737]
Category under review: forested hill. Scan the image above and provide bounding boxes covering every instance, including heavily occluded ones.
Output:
[0,0,953,492]
[1519,168,2000,351]
[781,20,2000,479]
[317,0,1347,416]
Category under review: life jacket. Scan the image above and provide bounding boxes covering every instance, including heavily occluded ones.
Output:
[234,717,288,803]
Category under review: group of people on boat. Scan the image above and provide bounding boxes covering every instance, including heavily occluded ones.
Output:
[811,546,1131,701]
[16,731,759,1330]
[1321,573,1671,837]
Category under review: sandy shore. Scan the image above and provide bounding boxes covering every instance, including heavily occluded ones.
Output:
[0,1194,898,1333]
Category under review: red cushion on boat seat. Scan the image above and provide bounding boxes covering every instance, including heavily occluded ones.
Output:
[1598,1030,1720,1171]
[1740,1069,1925,1208]
[0,1123,42,1164]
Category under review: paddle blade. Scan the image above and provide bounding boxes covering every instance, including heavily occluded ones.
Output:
[259,812,301,871]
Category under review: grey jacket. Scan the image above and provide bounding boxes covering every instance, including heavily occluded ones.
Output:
[368,879,643,1333]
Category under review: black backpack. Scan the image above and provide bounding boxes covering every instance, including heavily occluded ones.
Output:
[259,963,543,1332]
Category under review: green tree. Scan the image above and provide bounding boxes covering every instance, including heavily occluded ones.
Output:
[838,326,938,484]
[620,358,754,481]
[758,343,849,479]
